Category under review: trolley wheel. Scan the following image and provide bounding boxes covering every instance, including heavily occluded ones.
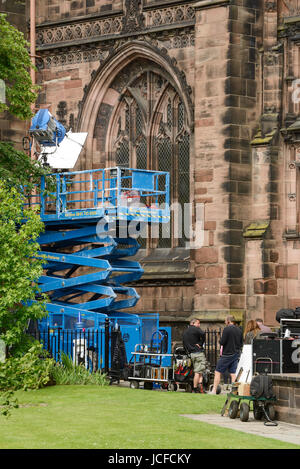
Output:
[129,380,139,389]
[122,367,131,381]
[239,402,250,422]
[265,403,276,421]
[253,402,263,420]
[167,382,178,392]
[216,385,222,395]
[144,381,153,390]
[228,400,239,419]
[185,383,193,393]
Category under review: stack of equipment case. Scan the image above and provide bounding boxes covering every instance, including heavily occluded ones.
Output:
[252,338,299,374]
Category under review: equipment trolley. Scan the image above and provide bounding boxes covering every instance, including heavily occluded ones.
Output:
[221,392,277,426]
[128,345,174,390]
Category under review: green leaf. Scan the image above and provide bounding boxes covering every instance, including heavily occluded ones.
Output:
[0,13,38,120]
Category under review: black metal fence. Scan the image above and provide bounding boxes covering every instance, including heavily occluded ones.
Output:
[31,322,109,373]
[204,329,222,370]
[31,325,222,374]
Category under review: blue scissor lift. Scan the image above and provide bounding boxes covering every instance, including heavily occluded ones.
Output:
[28,166,171,370]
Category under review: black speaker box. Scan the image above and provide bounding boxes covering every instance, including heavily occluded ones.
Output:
[252,339,299,374]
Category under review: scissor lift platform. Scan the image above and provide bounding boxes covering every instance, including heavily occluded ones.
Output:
[27,166,170,224]
[26,167,170,334]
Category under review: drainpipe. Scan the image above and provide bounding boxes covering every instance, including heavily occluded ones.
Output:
[30,0,36,159]
[30,0,36,87]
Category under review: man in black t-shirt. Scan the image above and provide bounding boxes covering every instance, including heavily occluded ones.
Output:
[182,318,206,393]
[209,315,243,394]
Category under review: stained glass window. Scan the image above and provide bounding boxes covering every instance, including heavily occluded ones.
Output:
[110,70,190,249]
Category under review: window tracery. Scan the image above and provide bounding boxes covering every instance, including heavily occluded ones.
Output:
[109,69,190,248]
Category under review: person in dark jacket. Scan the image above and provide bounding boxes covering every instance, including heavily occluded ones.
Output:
[182,318,206,393]
[209,315,243,394]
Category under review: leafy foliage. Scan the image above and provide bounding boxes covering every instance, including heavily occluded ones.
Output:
[0,15,57,417]
[0,182,47,350]
[0,390,18,417]
[51,353,108,386]
[0,343,55,416]
[0,13,38,120]
[0,142,54,196]
[0,16,54,354]
[0,343,54,392]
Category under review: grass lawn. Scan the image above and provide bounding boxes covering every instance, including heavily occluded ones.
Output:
[0,385,299,449]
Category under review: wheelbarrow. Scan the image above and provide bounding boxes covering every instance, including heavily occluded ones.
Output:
[221,392,278,426]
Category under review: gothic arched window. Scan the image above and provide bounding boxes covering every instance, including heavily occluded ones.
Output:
[109,69,190,248]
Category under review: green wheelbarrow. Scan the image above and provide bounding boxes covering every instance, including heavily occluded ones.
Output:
[221,393,278,426]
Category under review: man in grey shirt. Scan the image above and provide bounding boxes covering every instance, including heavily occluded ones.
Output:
[256,318,272,333]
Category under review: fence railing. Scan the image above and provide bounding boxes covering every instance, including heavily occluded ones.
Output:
[30,327,222,374]
[32,328,107,373]
[204,329,222,370]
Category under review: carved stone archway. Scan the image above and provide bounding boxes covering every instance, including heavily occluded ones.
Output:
[77,40,193,249]
[77,39,193,148]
